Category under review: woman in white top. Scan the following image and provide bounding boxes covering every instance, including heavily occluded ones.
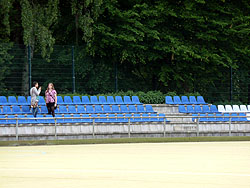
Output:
[30,81,41,117]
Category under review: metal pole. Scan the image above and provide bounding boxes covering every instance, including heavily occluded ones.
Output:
[28,45,31,89]
[128,118,131,138]
[230,67,233,102]
[55,119,57,140]
[115,62,118,92]
[196,117,200,137]
[163,118,166,137]
[72,46,76,93]
[92,119,95,138]
[16,118,19,141]
[229,117,232,136]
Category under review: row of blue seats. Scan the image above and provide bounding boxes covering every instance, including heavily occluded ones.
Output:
[0,113,167,124]
[0,105,156,114]
[0,96,142,105]
[192,113,249,122]
[179,105,219,113]
[166,96,207,105]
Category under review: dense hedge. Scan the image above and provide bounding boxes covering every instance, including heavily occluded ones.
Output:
[59,91,201,104]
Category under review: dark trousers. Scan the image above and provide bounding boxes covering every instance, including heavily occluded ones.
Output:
[46,102,55,117]
[32,107,38,117]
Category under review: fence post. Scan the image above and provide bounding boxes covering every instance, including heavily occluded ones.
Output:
[196,117,200,137]
[229,117,232,136]
[28,45,31,89]
[163,118,166,137]
[54,119,57,140]
[128,118,131,138]
[16,118,19,141]
[72,46,76,93]
[93,118,95,138]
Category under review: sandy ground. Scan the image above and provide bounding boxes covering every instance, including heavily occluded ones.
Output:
[0,141,250,188]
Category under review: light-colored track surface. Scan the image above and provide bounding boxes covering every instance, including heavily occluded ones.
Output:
[0,141,250,188]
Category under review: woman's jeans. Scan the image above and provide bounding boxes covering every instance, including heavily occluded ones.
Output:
[32,107,38,117]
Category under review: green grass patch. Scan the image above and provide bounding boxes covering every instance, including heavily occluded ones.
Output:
[0,136,250,147]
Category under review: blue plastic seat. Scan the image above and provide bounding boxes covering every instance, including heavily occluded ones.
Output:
[210,105,219,113]
[59,106,68,114]
[86,105,94,113]
[90,96,99,104]
[57,96,64,105]
[107,96,115,104]
[238,113,248,121]
[187,106,195,113]
[0,115,7,124]
[26,115,38,124]
[132,96,141,104]
[197,96,206,104]
[64,96,73,104]
[81,114,92,123]
[55,114,64,123]
[38,96,46,106]
[231,113,239,121]
[36,115,46,124]
[8,96,18,105]
[45,114,55,124]
[18,96,28,105]
[0,96,8,105]
[115,96,124,104]
[68,105,77,113]
[117,114,128,123]
[124,96,133,104]
[194,106,202,113]
[6,115,16,124]
[120,105,129,113]
[181,96,190,104]
[159,114,167,122]
[12,106,22,114]
[202,105,210,113]
[173,96,182,105]
[207,114,216,122]
[137,105,146,113]
[64,114,73,123]
[165,96,174,104]
[77,105,86,113]
[129,105,137,113]
[22,106,31,114]
[41,106,48,114]
[149,114,159,122]
[73,114,81,123]
[108,114,116,123]
[199,114,208,122]
[179,105,187,113]
[125,114,133,122]
[3,106,12,114]
[223,113,230,121]
[17,115,26,124]
[141,114,150,122]
[216,114,225,122]
[94,105,103,113]
[99,96,107,104]
[189,96,198,104]
[103,105,112,113]
[91,114,98,122]
[73,96,83,105]
[82,96,91,104]
[132,114,141,122]
[145,105,155,113]
[96,114,107,123]
[27,96,31,104]
[111,105,120,113]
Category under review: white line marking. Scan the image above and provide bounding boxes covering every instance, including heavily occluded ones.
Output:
[1,168,250,177]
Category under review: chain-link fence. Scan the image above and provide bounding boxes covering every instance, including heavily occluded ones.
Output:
[0,43,249,104]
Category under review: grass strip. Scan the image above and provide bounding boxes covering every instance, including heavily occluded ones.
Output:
[0,136,250,147]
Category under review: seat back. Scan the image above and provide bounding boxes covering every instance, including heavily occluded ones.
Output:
[197,96,206,104]
[165,96,174,104]
[194,106,202,113]
[112,105,120,113]
[189,96,197,104]
[82,96,90,104]
[202,105,210,113]
[22,106,31,114]
[218,105,225,112]
[90,96,99,104]
[57,96,64,104]
[103,105,112,113]
[18,96,27,105]
[179,105,187,113]
[128,105,137,113]
[99,96,107,104]
[77,105,86,113]
[132,96,141,104]
[187,106,195,113]
[115,96,124,104]
[120,105,129,113]
[210,105,218,113]
[73,96,82,104]
[86,105,94,113]
[13,106,21,114]
[8,96,17,105]
[240,105,248,112]
[181,96,190,104]
[59,106,68,113]
[94,105,103,113]
[124,96,132,104]
[173,96,181,104]
[145,105,155,113]
[68,105,77,113]
[225,105,233,112]
[232,105,240,112]
[107,96,115,104]
[137,105,145,113]
[64,96,73,104]
[0,96,8,105]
